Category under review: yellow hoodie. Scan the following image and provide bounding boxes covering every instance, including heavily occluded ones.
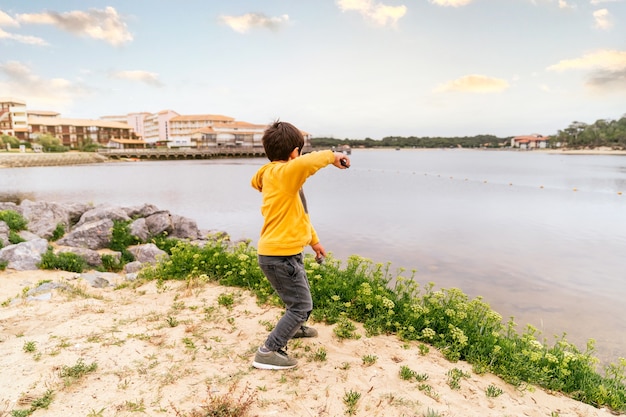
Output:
[251,150,335,256]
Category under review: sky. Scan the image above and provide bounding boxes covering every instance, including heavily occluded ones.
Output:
[0,0,625,139]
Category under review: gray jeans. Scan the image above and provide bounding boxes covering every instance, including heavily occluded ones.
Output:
[258,253,313,351]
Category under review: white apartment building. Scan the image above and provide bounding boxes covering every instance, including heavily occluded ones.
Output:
[0,97,28,139]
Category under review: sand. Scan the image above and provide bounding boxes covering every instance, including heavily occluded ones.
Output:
[0,269,618,417]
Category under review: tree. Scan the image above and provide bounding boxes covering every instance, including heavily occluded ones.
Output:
[1,134,20,150]
[36,134,67,152]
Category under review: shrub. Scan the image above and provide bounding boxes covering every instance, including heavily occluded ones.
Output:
[8,230,25,244]
[0,210,27,231]
[38,249,87,273]
[50,223,65,241]
[110,220,140,251]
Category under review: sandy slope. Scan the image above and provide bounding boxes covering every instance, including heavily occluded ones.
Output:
[0,269,618,417]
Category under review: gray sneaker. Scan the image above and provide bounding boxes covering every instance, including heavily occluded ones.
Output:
[293,325,318,338]
[252,348,297,370]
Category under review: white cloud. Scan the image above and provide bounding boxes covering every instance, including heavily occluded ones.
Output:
[0,28,48,45]
[337,0,407,26]
[593,9,612,29]
[590,0,622,4]
[0,9,19,27]
[434,74,510,93]
[547,49,626,72]
[219,13,289,33]
[547,50,626,91]
[109,70,163,87]
[16,6,132,46]
[0,61,88,108]
[429,0,473,6]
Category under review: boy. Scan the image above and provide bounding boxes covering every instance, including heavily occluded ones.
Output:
[250,121,350,370]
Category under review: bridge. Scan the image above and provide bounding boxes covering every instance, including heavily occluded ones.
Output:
[97,147,267,160]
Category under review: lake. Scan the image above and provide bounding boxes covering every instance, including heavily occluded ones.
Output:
[1,149,625,362]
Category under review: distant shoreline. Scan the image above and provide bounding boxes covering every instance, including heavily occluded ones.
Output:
[2,147,625,169]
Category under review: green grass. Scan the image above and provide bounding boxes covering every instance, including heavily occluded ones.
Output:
[136,236,626,413]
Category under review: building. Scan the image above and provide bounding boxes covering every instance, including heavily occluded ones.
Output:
[1,97,136,149]
[511,134,550,149]
[3,98,312,150]
[0,97,28,140]
[28,116,135,149]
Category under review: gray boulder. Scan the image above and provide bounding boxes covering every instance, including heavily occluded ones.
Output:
[129,218,150,242]
[170,214,200,239]
[145,211,172,236]
[0,221,9,247]
[75,204,130,227]
[0,238,49,270]
[128,243,168,264]
[57,218,113,249]
[57,246,103,267]
[19,200,71,239]
[124,203,160,219]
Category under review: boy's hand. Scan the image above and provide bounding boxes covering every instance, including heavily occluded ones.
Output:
[333,152,350,169]
[311,242,326,262]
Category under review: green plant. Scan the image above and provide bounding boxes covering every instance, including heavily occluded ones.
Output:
[333,315,361,340]
[485,384,504,398]
[59,358,97,386]
[10,389,54,417]
[109,220,140,251]
[38,248,86,273]
[362,354,378,366]
[8,230,25,244]
[167,316,179,327]
[218,293,235,309]
[0,260,7,271]
[447,368,470,390]
[311,347,327,362]
[100,254,124,272]
[49,223,66,241]
[399,365,417,381]
[22,341,37,353]
[423,408,442,417]
[343,389,361,416]
[0,210,27,231]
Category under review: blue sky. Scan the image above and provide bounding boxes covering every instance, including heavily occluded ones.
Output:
[1,0,624,139]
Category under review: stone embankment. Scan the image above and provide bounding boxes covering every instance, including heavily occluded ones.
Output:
[0,200,225,275]
[0,152,108,168]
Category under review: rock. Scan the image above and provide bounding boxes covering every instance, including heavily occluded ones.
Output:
[145,211,172,236]
[0,238,49,270]
[57,246,103,267]
[123,203,160,218]
[75,204,130,227]
[129,218,150,242]
[79,272,121,288]
[0,200,221,273]
[123,261,144,273]
[170,214,200,239]
[128,243,168,264]
[57,218,114,250]
[0,221,9,247]
[19,200,72,239]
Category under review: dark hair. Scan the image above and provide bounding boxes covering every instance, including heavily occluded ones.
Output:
[262,120,304,161]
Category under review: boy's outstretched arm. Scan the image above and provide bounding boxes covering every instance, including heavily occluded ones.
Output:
[332,152,350,169]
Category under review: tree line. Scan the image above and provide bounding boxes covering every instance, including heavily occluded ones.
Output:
[311,114,626,150]
[2,114,625,152]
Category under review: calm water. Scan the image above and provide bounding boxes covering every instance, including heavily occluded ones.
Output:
[2,149,625,362]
